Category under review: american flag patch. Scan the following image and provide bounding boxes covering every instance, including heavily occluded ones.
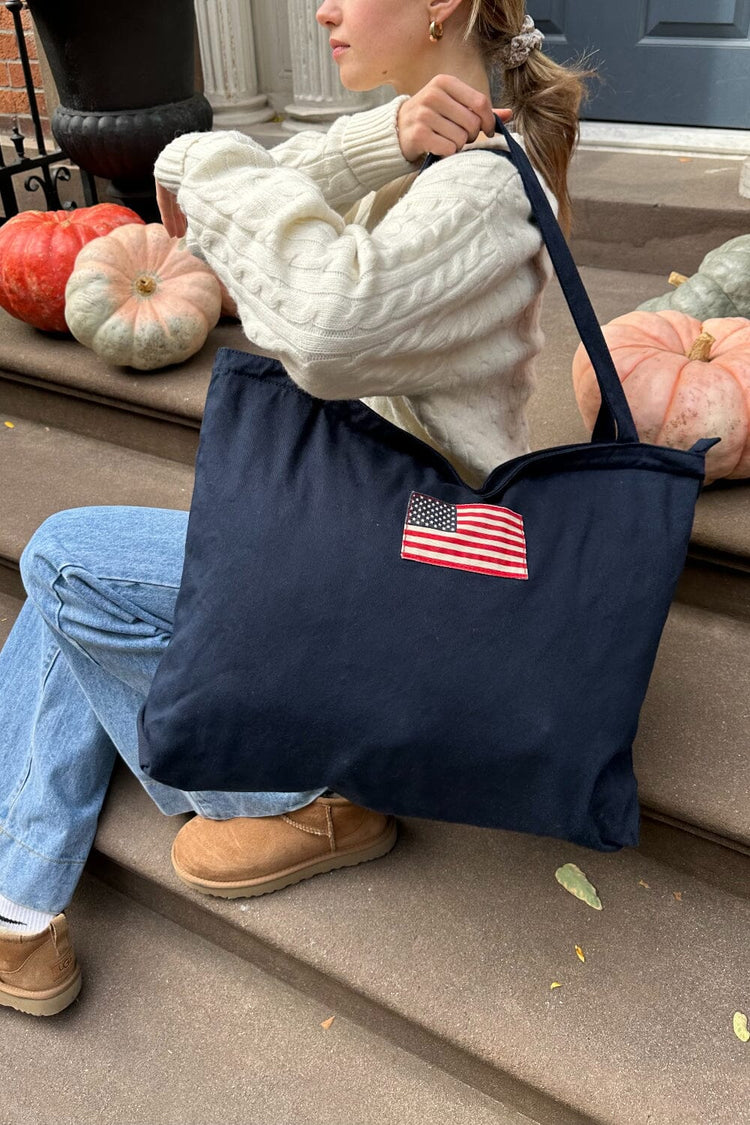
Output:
[400,491,528,580]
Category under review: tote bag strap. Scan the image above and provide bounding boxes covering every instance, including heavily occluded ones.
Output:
[418,117,639,445]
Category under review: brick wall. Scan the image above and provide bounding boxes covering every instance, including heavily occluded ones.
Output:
[0,4,52,144]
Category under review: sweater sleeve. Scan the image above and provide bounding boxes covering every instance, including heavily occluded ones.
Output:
[168,145,543,400]
[153,94,421,215]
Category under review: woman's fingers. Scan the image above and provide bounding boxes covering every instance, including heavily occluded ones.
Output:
[155,181,187,239]
[429,74,497,137]
[397,75,514,161]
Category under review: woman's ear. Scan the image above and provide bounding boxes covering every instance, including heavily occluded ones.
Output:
[426,0,469,24]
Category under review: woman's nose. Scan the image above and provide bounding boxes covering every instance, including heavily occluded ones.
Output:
[316,3,338,28]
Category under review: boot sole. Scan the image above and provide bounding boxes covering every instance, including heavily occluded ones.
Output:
[0,968,82,1017]
[171,816,399,899]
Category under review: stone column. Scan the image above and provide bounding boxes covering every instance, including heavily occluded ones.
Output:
[283,0,393,132]
[194,0,274,130]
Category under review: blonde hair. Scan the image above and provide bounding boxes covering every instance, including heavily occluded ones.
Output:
[462,1,595,236]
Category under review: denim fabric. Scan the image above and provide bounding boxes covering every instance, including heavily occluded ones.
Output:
[0,506,325,915]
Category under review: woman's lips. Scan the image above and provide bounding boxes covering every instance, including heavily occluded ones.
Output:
[332,45,349,59]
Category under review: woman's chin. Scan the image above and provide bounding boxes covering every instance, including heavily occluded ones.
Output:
[340,75,396,95]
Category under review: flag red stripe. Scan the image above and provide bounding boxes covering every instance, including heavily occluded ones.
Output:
[457,517,525,537]
[402,536,528,570]
[457,504,524,524]
[401,550,528,579]
[403,528,527,561]
[457,510,523,529]
[455,521,526,546]
[402,552,527,576]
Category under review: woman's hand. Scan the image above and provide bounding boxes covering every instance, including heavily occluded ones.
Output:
[396,75,512,163]
[155,180,238,317]
[156,180,187,239]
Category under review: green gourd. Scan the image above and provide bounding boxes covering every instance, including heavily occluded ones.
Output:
[638,234,750,318]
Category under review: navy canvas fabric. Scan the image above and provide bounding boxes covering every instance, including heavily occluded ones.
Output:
[137,119,716,852]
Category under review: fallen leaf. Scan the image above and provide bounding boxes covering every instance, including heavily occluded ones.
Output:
[550,982,562,990]
[575,945,586,963]
[320,1016,336,1030]
[733,1012,749,1043]
[4,421,14,428]
[555,863,603,910]
[673,891,683,902]
[638,880,650,889]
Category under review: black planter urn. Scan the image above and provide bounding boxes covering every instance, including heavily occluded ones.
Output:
[26,0,213,221]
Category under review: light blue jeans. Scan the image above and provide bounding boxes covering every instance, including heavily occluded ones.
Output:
[0,506,325,916]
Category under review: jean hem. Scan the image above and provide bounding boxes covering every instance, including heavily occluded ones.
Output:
[0,822,85,916]
[0,821,86,869]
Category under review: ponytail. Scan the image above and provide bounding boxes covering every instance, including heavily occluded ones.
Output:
[463,2,596,237]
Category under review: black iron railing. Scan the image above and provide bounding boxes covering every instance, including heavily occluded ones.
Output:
[0,0,97,225]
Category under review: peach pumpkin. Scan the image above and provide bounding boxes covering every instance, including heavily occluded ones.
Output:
[572,310,750,484]
[64,223,222,371]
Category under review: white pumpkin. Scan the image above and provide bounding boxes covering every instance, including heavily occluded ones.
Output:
[65,223,222,370]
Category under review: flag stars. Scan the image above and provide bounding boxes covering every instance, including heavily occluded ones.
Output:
[408,493,457,532]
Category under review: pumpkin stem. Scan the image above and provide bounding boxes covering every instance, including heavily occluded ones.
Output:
[134,275,157,296]
[687,332,715,362]
[669,271,689,288]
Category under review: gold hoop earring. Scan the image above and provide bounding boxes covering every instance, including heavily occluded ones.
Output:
[429,20,444,42]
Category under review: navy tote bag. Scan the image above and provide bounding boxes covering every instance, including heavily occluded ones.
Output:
[137,117,716,852]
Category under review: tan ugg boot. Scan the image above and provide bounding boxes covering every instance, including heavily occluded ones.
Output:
[0,914,81,1016]
[171,795,398,898]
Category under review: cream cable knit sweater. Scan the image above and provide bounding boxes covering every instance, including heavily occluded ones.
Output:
[153,94,557,487]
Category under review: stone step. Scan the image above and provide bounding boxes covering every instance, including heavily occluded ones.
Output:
[1,871,531,1125]
[0,259,747,874]
[0,559,25,602]
[0,250,740,468]
[0,356,748,864]
[566,147,750,275]
[635,602,750,861]
[0,305,236,466]
[86,764,750,1125]
[0,589,22,648]
[2,266,748,615]
[0,440,746,890]
[0,414,193,579]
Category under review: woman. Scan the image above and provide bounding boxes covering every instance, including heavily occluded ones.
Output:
[0,0,589,1016]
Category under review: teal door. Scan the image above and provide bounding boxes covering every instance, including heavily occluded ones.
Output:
[529,1,750,127]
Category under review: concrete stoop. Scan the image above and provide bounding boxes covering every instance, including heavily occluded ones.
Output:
[85,764,750,1125]
[0,235,748,1121]
[0,590,19,648]
[567,147,750,276]
[1,872,530,1125]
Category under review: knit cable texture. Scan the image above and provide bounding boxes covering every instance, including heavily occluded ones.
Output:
[153,97,556,486]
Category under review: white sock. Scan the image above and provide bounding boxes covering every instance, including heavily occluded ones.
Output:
[0,891,55,936]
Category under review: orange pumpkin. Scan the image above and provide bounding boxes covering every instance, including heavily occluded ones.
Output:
[0,204,145,334]
[572,310,750,484]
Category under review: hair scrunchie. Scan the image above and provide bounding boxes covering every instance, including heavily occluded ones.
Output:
[501,14,545,70]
